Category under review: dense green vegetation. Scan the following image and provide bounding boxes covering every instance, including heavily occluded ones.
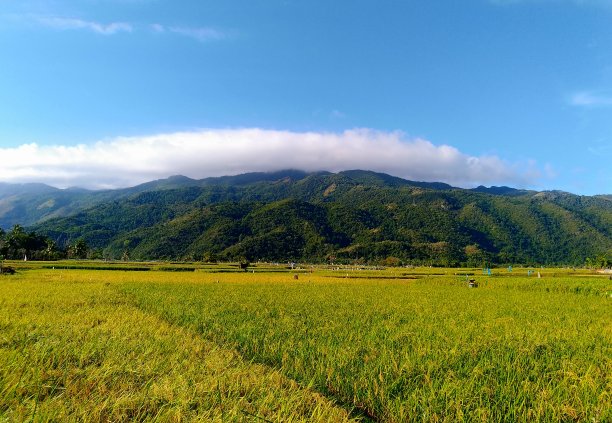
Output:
[22,170,611,266]
[0,224,90,263]
[0,175,206,228]
[1,264,610,421]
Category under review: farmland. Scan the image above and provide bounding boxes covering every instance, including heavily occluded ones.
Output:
[1,262,610,422]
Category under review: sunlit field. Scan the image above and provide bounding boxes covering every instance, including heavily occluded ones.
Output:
[1,262,610,422]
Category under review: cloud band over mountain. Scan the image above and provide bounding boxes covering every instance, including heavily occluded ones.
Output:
[0,129,540,189]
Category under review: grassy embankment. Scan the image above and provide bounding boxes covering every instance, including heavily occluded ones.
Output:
[1,262,610,422]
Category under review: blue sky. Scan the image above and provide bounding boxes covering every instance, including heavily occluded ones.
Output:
[0,0,611,194]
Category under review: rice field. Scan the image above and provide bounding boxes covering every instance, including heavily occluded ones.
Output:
[1,263,610,422]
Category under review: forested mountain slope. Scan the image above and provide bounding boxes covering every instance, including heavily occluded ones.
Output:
[0,175,207,228]
[29,170,612,265]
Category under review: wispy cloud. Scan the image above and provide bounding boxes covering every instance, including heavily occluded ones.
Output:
[330,110,347,119]
[587,139,612,156]
[37,16,133,35]
[154,24,226,42]
[150,23,165,33]
[569,91,612,107]
[13,15,227,41]
[0,129,541,190]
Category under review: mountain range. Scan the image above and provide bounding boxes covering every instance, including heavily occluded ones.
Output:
[1,170,610,265]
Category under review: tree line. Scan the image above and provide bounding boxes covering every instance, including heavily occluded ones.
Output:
[1,222,610,269]
[0,225,89,261]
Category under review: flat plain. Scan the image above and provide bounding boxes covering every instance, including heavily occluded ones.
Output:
[1,262,610,422]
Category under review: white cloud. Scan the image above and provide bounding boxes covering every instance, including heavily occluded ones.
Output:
[148,23,227,41]
[167,26,226,42]
[330,110,347,119]
[7,15,229,42]
[587,139,612,156]
[37,16,133,35]
[150,23,165,33]
[0,129,541,189]
[544,163,558,179]
[570,91,612,107]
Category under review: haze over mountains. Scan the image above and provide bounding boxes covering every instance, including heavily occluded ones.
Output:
[1,170,610,265]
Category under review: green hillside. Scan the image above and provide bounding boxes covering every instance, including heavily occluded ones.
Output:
[29,170,612,266]
[0,176,208,228]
